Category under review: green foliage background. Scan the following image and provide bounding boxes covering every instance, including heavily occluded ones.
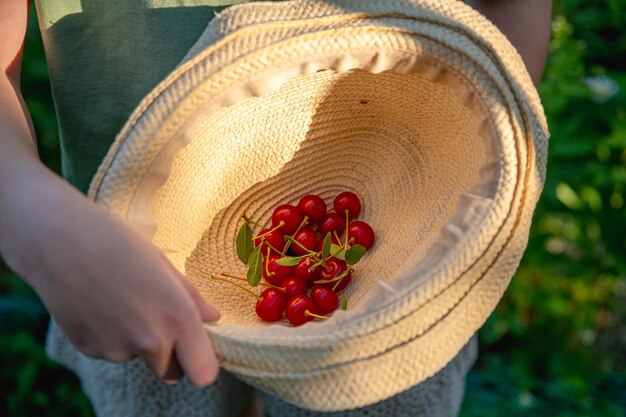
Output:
[1,1,625,416]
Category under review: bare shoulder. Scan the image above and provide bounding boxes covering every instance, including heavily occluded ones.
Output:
[1,0,29,81]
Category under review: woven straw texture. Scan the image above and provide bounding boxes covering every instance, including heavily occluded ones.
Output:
[88,0,548,411]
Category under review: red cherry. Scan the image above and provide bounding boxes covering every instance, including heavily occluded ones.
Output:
[263,255,293,286]
[254,229,286,254]
[285,295,317,326]
[347,221,376,251]
[281,277,307,299]
[306,220,319,231]
[333,192,361,220]
[320,258,348,280]
[292,227,318,256]
[256,288,286,322]
[293,257,322,284]
[311,285,339,314]
[272,204,303,235]
[319,213,346,236]
[319,258,353,292]
[332,271,352,292]
[297,195,327,222]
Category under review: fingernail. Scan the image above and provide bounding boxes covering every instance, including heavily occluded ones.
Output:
[163,378,181,385]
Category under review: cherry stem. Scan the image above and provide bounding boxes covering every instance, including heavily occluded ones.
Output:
[332,266,354,291]
[333,231,342,246]
[219,272,283,291]
[257,238,280,255]
[255,221,285,240]
[305,310,330,320]
[312,247,338,269]
[264,247,275,276]
[281,216,309,256]
[262,238,283,256]
[344,209,350,250]
[314,266,353,285]
[210,275,258,299]
[242,214,266,230]
[285,235,318,257]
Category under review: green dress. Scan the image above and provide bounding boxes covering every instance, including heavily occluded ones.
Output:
[35,1,477,416]
[35,0,252,193]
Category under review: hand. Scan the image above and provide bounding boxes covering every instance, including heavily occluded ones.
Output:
[0,0,218,387]
[2,174,220,386]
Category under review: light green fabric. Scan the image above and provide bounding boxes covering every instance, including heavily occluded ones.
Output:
[34,0,256,193]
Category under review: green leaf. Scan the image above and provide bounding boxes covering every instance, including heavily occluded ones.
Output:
[330,244,345,260]
[246,246,263,287]
[341,296,348,310]
[321,233,332,262]
[345,244,366,266]
[236,223,253,264]
[276,255,306,266]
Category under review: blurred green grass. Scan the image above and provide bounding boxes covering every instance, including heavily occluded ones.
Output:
[462,1,626,416]
[1,1,625,416]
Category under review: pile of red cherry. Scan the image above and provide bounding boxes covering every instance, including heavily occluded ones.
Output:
[212,192,375,326]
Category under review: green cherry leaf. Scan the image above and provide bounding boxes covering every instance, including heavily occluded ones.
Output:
[345,244,366,266]
[321,233,332,262]
[236,223,253,264]
[330,244,346,260]
[276,255,306,266]
[246,246,263,287]
[341,296,348,310]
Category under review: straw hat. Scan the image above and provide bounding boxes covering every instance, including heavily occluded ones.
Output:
[89,0,548,411]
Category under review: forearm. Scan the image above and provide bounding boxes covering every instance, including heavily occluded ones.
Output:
[0,75,86,283]
[0,1,50,270]
[468,0,553,85]
[0,0,41,181]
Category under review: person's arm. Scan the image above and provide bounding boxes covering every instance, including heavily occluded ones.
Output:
[468,0,553,85]
[0,0,219,387]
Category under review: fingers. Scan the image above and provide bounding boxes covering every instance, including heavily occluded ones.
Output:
[68,251,219,387]
[166,263,220,386]
[170,275,220,386]
[135,335,184,384]
[140,315,217,386]
[171,267,220,323]
[142,259,219,386]
[161,355,184,383]
[175,320,219,387]
[68,328,134,363]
